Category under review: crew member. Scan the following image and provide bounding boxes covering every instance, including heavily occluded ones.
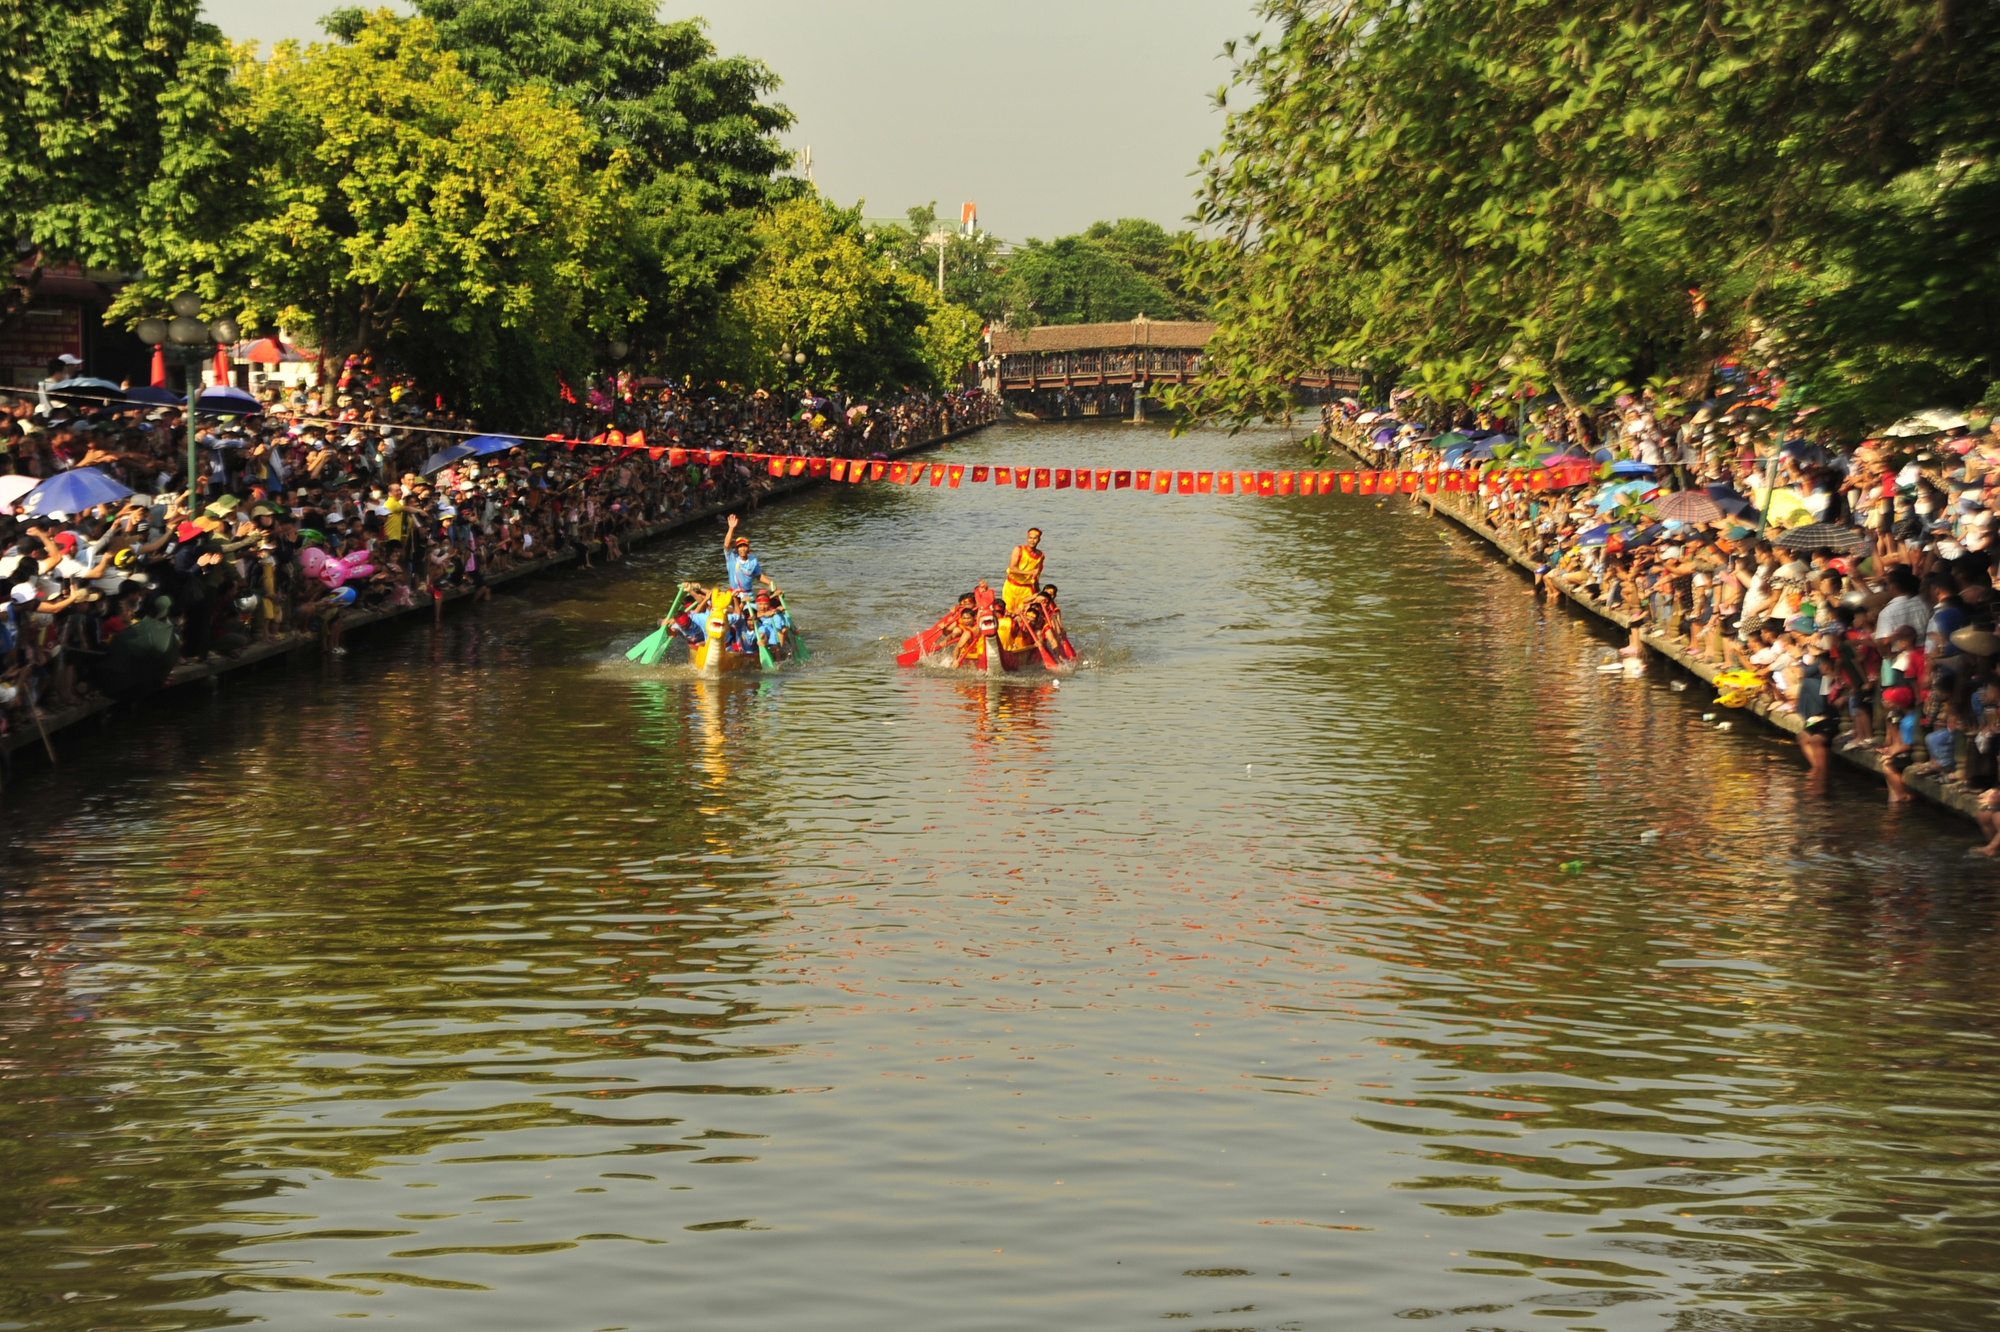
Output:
[724,513,775,598]
[1002,528,1044,615]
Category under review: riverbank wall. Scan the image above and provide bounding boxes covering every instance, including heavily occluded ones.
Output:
[1320,422,1983,826]
[3,419,993,773]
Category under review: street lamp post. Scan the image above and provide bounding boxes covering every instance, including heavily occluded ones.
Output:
[136,294,238,508]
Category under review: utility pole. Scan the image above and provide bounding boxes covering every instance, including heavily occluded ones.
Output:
[924,228,951,296]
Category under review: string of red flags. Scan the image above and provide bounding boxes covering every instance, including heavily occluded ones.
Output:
[476,430,1568,495]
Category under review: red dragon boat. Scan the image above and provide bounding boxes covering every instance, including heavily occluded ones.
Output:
[897,584,1074,674]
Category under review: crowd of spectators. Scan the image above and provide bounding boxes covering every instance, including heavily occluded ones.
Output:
[0,353,993,755]
[1326,378,2000,849]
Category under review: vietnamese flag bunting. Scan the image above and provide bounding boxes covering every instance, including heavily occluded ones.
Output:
[1238,471,1257,495]
[971,465,990,483]
[668,447,688,467]
[1034,468,1051,488]
[1016,468,1032,489]
[1401,470,1419,493]
[1176,471,1195,494]
[1154,470,1172,494]
[1134,469,1152,490]
[1444,472,1462,492]
[769,456,786,477]
[930,464,946,486]
[1424,470,1440,493]
[1359,472,1376,494]
[889,462,909,483]
[870,460,888,480]
[1275,471,1296,496]
[1114,470,1132,489]
[809,457,829,477]
[907,462,926,484]
[1075,468,1093,491]
[1196,471,1213,494]
[829,459,847,481]
[994,466,1011,485]
[1217,471,1234,495]
[1054,468,1071,489]
[1340,472,1355,492]
[1257,472,1276,496]
[789,457,807,476]
[1095,469,1112,490]
[707,449,728,466]
[948,464,964,488]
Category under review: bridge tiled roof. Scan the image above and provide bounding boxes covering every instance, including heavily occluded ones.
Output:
[990,317,1215,355]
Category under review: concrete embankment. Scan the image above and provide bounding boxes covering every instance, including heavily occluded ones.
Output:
[3,420,992,771]
[1321,423,1982,826]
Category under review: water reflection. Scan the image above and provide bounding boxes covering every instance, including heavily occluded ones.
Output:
[2,425,1998,1330]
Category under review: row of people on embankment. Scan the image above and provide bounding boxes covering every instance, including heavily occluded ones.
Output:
[1324,390,2000,852]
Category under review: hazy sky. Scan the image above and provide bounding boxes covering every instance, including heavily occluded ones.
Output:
[199,0,1264,241]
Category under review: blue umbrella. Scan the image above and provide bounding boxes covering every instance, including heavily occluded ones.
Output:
[465,434,522,457]
[195,385,261,416]
[1591,447,1615,462]
[124,386,185,406]
[21,466,135,517]
[1609,460,1656,476]
[421,441,480,474]
[1465,441,1499,461]
[1576,524,1620,547]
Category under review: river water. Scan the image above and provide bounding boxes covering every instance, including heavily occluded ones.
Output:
[4,424,1998,1332]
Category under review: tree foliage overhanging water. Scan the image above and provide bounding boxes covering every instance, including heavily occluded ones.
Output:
[1179,0,2000,434]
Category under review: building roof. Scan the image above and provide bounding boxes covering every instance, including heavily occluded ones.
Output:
[990,317,1215,355]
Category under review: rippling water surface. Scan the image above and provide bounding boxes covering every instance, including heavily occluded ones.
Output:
[5,424,2000,1331]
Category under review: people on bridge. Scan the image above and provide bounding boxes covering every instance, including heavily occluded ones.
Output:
[1002,528,1044,615]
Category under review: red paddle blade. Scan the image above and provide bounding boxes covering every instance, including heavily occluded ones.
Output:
[896,647,922,667]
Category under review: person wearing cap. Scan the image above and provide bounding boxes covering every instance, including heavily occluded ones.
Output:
[1879,683,1921,803]
[723,513,773,597]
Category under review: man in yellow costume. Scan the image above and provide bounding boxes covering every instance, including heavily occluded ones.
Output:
[997,528,1045,656]
[1002,528,1045,614]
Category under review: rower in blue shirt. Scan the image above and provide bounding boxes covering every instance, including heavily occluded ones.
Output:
[724,513,775,599]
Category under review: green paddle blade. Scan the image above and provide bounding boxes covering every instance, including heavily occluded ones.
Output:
[626,626,668,662]
[790,632,810,664]
[757,639,775,670]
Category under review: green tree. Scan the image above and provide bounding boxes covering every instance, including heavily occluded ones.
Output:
[114,11,634,425]
[1181,0,2000,431]
[0,0,232,299]
[871,203,1008,325]
[1080,219,1205,321]
[1000,234,1181,328]
[336,0,803,376]
[733,196,979,394]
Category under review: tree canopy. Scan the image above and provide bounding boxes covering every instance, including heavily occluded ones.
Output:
[113,13,633,423]
[733,197,979,395]
[1182,0,2000,434]
[0,0,231,273]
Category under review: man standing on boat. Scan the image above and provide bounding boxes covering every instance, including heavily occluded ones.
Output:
[725,514,776,599]
[1002,528,1044,615]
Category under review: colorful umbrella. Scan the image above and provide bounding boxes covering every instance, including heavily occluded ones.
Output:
[1653,490,1724,523]
[20,466,135,517]
[1775,522,1867,553]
